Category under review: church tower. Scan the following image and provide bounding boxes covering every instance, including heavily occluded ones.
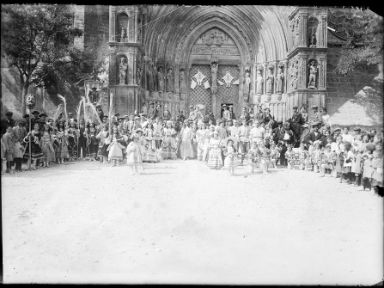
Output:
[108,5,145,115]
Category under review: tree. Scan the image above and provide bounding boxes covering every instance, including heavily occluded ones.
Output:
[1,4,83,113]
[328,7,383,76]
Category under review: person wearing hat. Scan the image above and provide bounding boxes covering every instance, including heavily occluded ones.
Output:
[222,105,231,121]
[161,120,177,160]
[250,118,265,146]
[305,121,322,145]
[1,111,15,136]
[238,118,250,165]
[340,127,354,144]
[262,107,274,128]
[289,106,304,141]
[239,107,250,124]
[162,104,172,121]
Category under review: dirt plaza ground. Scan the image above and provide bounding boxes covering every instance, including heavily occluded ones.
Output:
[2,160,383,284]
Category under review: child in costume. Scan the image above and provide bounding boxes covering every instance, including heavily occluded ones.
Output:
[285,144,294,169]
[107,124,125,166]
[320,144,333,177]
[247,141,261,174]
[207,130,223,169]
[23,123,44,169]
[40,130,56,167]
[361,152,373,191]
[259,141,271,174]
[126,133,143,174]
[96,125,109,163]
[86,125,99,161]
[298,142,307,170]
[161,121,177,160]
[341,141,354,184]
[269,142,280,169]
[312,141,322,173]
[223,139,237,175]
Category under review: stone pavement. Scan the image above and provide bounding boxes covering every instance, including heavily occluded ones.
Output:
[2,160,383,284]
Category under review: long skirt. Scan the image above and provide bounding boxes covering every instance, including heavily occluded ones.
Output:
[161,137,177,160]
[180,139,194,159]
[224,154,238,169]
[108,142,123,161]
[142,147,161,162]
[98,144,109,158]
[207,148,223,169]
[41,143,56,162]
[24,142,43,161]
[59,142,69,159]
[87,144,98,158]
[127,150,143,166]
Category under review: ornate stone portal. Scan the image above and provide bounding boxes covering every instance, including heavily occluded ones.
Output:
[107,6,328,121]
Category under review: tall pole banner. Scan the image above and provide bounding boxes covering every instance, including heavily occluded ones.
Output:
[25,93,36,170]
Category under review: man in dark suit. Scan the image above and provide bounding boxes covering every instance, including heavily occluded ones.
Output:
[304,121,322,145]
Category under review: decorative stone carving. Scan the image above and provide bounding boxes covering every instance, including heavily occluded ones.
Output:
[266,65,274,94]
[191,28,240,56]
[222,71,234,87]
[256,66,264,95]
[166,66,174,92]
[119,56,128,85]
[210,60,218,94]
[307,60,318,89]
[152,63,158,91]
[276,64,284,94]
[295,16,300,48]
[157,65,165,92]
[307,17,319,48]
[179,68,187,92]
[289,59,298,90]
[243,68,251,99]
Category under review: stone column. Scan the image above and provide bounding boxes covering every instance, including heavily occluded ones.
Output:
[318,56,326,89]
[299,12,308,47]
[283,60,288,94]
[297,54,307,89]
[321,15,328,48]
[109,6,116,42]
[134,7,138,43]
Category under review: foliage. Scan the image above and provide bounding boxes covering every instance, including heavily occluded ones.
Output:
[1,4,85,112]
[328,7,383,75]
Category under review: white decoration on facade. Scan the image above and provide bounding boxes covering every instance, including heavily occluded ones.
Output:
[232,79,240,85]
[222,71,234,87]
[190,79,197,89]
[193,70,206,86]
[218,80,224,86]
[204,80,210,89]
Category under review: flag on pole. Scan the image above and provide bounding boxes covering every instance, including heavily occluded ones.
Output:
[204,80,210,89]
[190,79,197,89]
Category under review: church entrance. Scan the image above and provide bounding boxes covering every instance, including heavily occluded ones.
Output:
[188,64,239,117]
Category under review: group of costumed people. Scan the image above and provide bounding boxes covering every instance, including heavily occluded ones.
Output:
[1,102,383,194]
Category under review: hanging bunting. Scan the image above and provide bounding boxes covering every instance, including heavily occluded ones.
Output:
[204,80,210,89]
[233,79,240,85]
[218,80,224,86]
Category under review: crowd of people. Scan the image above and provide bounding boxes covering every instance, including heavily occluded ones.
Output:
[1,102,383,194]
